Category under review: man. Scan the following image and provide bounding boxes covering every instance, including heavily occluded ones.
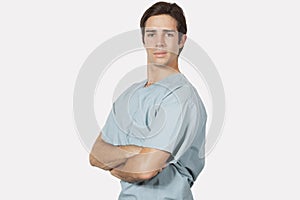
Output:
[90,2,207,199]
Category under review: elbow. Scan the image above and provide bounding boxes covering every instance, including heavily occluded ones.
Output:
[89,153,111,171]
[89,153,97,167]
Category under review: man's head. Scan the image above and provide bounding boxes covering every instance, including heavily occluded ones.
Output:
[140,2,187,68]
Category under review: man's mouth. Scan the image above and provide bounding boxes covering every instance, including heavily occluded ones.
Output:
[153,51,167,58]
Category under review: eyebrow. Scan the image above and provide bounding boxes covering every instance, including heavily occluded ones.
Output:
[145,29,176,33]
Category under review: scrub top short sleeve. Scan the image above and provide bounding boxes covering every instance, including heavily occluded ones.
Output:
[140,90,200,163]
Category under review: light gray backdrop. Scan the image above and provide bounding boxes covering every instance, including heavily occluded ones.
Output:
[0,0,299,199]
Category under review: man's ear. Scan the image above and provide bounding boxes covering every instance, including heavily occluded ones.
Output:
[179,34,187,49]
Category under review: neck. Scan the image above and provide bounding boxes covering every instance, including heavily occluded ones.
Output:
[146,63,180,83]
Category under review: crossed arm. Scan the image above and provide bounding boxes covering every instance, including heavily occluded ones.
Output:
[89,133,170,182]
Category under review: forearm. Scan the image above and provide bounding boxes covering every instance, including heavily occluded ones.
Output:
[110,147,169,182]
[90,133,142,170]
[90,154,127,170]
[110,164,161,183]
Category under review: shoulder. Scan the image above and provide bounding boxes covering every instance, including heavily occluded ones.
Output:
[170,81,203,106]
[169,80,207,119]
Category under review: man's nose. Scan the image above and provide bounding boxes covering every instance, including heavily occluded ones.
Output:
[155,34,166,47]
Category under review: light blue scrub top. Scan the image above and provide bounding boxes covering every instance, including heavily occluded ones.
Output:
[102,73,207,200]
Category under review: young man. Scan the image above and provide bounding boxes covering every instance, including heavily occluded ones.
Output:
[90,2,207,199]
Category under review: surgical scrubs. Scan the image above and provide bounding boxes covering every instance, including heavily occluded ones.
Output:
[101,72,207,200]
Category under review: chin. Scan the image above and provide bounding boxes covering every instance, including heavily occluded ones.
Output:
[152,57,169,64]
[151,59,168,66]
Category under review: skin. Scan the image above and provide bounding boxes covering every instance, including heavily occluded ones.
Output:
[90,14,187,183]
[143,14,187,84]
[110,147,169,182]
[90,134,169,182]
[89,133,142,171]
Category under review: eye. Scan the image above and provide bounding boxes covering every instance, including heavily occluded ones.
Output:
[147,33,155,37]
[166,33,175,37]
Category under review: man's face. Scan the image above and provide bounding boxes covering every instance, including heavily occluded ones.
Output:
[143,14,186,68]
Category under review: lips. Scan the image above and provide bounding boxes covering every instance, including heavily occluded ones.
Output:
[153,51,167,58]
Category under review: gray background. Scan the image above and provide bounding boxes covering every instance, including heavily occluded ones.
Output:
[0,0,299,199]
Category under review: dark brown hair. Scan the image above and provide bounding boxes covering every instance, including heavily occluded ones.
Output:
[140,1,187,54]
